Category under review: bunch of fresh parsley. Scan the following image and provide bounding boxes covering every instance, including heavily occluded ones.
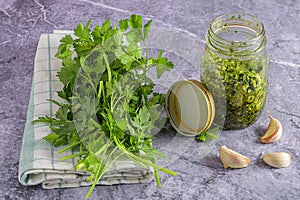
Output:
[34,14,176,198]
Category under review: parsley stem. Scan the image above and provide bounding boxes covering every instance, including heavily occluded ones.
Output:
[86,146,123,199]
[97,81,103,98]
[149,141,161,187]
[100,81,106,105]
[58,140,82,154]
[114,137,177,176]
[79,73,97,94]
[61,152,87,161]
[111,94,125,111]
[86,162,106,199]
[127,150,176,176]
[103,52,112,83]
[143,40,149,84]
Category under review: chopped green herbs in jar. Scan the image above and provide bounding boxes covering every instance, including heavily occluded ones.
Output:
[201,14,269,129]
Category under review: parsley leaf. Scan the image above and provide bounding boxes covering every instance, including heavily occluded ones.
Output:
[195,127,219,142]
[143,19,152,40]
[150,50,174,78]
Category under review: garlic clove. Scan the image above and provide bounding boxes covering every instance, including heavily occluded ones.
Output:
[262,152,291,168]
[220,146,250,169]
[260,114,282,144]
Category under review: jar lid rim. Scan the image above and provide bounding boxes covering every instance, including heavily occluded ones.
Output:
[165,80,215,137]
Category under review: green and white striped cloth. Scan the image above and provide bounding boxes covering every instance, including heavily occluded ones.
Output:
[18,31,153,189]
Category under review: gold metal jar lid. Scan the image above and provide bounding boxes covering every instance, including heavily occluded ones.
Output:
[166,80,215,137]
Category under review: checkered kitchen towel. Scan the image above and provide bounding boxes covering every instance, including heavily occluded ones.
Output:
[18,31,153,189]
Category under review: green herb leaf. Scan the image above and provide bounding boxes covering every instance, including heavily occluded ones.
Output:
[74,22,91,41]
[143,19,152,40]
[44,133,60,144]
[119,19,129,31]
[195,127,219,142]
[150,50,174,78]
[128,14,143,29]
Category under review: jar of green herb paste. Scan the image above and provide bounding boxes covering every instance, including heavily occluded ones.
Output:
[201,13,269,129]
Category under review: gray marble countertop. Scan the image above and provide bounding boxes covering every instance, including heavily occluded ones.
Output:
[1,0,300,199]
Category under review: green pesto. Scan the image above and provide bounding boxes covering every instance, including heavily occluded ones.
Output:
[201,50,268,129]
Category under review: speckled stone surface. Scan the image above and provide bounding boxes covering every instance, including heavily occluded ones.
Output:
[1,0,300,199]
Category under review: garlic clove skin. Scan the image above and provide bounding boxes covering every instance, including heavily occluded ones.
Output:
[220,146,251,169]
[260,114,282,144]
[262,152,291,168]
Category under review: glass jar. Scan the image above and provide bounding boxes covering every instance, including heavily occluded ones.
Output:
[201,13,269,129]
